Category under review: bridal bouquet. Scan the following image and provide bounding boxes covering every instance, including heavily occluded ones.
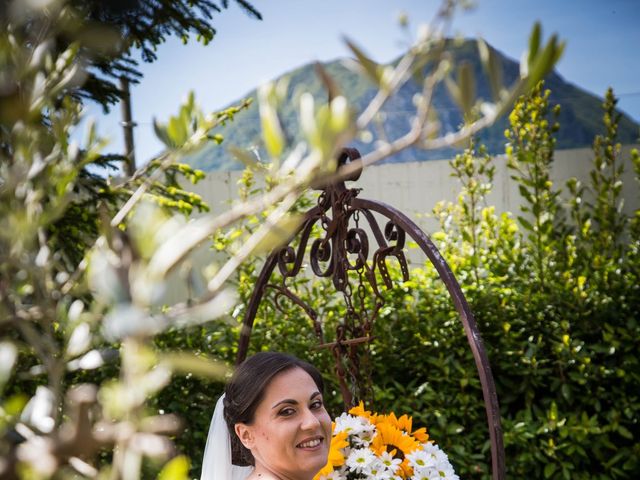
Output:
[315,403,459,480]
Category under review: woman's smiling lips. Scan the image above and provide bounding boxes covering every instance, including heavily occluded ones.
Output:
[296,436,324,449]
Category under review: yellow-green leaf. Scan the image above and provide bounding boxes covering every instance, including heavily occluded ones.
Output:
[457,61,475,121]
[158,455,190,480]
[477,38,503,101]
[258,84,285,158]
[344,37,381,85]
[529,22,541,68]
[252,214,304,256]
[228,145,259,167]
[161,353,230,380]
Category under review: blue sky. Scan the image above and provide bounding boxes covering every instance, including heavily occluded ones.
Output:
[90,0,640,164]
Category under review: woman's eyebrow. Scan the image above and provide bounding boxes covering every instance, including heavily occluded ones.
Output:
[271,391,321,409]
[272,399,297,409]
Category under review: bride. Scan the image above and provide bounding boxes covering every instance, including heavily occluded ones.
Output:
[201,352,332,480]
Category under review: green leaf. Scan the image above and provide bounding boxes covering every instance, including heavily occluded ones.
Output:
[618,425,633,440]
[446,62,475,122]
[261,110,285,158]
[457,61,475,121]
[527,34,564,88]
[560,383,571,401]
[518,185,533,202]
[477,38,503,101]
[167,116,187,147]
[528,22,541,69]
[445,76,462,113]
[258,84,285,158]
[161,353,230,380]
[329,96,350,134]
[153,118,172,148]
[544,462,557,478]
[344,37,381,85]
[3,394,28,416]
[228,145,259,168]
[252,214,304,256]
[518,216,534,231]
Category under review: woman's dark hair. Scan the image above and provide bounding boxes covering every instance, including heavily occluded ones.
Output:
[223,352,324,466]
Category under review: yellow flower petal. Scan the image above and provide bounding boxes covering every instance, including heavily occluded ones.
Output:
[313,429,348,480]
[348,401,376,422]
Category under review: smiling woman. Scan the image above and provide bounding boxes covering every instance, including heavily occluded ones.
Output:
[201,352,331,480]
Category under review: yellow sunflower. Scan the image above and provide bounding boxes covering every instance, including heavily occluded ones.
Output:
[370,421,421,478]
[411,426,429,443]
[376,411,430,443]
[314,429,348,479]
[381,412,411,432]
[371,422,420,458]
[348,401,377,423]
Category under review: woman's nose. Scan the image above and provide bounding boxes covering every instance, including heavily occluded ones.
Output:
[300,408,321,430]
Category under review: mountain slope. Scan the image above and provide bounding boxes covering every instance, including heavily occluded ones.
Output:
[188,39,639,171]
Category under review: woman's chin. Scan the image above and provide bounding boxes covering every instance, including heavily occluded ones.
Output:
[310,456,330,475]
[297,451,329,475]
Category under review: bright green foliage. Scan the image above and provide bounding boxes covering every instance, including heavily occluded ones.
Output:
[505,81,562,290]
[631,148,640,240]
[590,88,627,256]
[442,138,497,284]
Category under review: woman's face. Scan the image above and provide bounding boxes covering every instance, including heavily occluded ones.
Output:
[235,367,331,480]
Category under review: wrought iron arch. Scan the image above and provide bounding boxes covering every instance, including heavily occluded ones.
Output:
[236,148,505,480]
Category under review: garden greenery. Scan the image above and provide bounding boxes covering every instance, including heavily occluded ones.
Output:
[170,84,640,479]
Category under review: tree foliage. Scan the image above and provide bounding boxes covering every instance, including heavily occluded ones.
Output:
[0,0,262,109]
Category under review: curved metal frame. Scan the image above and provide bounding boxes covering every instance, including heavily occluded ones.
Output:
[235,150,505,480]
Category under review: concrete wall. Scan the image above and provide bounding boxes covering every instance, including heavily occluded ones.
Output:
[190,145,640,235]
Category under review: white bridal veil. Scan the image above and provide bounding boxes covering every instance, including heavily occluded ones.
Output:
[201,394,253,480]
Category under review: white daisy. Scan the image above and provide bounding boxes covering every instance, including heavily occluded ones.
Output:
[434,462,459,480]
[319,470,346,480]
[411,444,459,480]
[379,450,402,473]
[346,447,377,473]
[411,467,440,480]
[407,449,437,470]
[335,412,376,446]
[363,457,394,480]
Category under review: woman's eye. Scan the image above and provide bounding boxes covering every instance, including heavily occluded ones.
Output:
[279,407,295,417]
[310,400,323,410]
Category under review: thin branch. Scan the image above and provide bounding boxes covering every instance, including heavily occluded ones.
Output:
[110,152,172,227]
[147,180,304,279]
[206,192,298,293]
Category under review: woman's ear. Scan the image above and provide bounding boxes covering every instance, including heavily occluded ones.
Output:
[235,423,254,450]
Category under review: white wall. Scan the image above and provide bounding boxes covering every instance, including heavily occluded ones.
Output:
[190,145,640,234]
